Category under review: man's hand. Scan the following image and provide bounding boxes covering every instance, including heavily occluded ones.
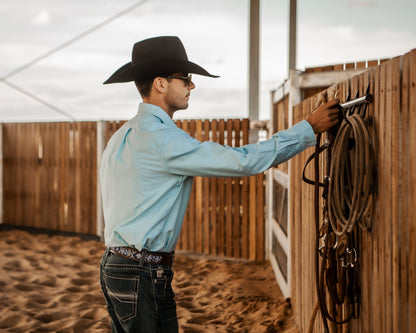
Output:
[306,99,341,133]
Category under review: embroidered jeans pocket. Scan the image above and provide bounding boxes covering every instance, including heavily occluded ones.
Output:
[153,268,175,304]
[103,271,140,322]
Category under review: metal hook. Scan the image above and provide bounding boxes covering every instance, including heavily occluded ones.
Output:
[339,93,373,110]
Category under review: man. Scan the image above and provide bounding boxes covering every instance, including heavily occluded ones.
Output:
[99,36,340,333]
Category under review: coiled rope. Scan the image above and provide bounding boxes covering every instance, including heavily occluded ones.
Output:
[304,100,375,332]
[328,114,375,236]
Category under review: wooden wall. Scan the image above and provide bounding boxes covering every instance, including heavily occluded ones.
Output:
[289,49,416,332]
[2,122,97,235]
[175,119,265,261]
[2,118,266,261]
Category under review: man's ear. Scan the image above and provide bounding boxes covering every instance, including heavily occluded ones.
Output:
[153,77,168,94]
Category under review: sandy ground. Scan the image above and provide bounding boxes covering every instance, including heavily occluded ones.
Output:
[0,229,297,333]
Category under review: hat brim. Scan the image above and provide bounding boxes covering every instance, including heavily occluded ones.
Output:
[103,58,219,84]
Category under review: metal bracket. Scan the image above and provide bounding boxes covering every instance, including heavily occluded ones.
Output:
[338,93,373,118]
[339,94,373,110]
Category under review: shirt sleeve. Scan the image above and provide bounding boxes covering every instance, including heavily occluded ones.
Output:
[162,120,316,177]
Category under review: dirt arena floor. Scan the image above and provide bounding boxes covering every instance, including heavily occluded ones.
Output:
[0,229,297,332]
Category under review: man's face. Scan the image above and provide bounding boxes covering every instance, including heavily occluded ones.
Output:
[163,73,195,113]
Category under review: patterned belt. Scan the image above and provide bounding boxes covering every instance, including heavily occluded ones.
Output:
[109,247,174,266]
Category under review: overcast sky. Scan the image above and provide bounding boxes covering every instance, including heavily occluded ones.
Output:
[0,0,415,122]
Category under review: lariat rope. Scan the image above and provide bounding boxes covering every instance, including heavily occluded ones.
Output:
[303,94,375,332]
[328,114,375,235]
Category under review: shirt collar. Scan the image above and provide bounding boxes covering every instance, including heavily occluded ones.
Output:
[138,103,176,127]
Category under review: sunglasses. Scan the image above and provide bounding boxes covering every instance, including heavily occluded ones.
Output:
[165,74,193,86]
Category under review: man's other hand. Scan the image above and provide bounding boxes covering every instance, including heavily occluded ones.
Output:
[306,99,341,133]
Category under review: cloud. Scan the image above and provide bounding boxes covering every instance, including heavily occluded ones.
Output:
[1,0,415,122]
[31,10,51,26]
[348,1,378,8]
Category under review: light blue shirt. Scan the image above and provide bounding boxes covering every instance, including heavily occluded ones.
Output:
[100,103,316,252]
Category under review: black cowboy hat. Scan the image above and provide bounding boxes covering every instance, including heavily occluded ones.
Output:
[103,36,219,84]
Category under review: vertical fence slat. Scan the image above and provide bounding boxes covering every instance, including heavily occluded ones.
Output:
[194,120,203,253]
[357,69,371,333]
[299,100,306,333]
[52,122,59,231]
[188,120,196,252]
[249,175,257,261]
[177,120,187,251]
[399,50,415,332]
[61,123,68,231]
[3,125,9,223]
[210,120,218,255]
[390,56,401,333]
[39,123,46,229]
[385,59,394,333]
[400,53,410,332]
[69,122,76,234]
[256,173,264,261]
[241,119,249,259]
[202,119,210,254]
[407,49,416,332]
[302,101,310,331]
[232,119,241,258]
[15,124,23,226]
[225,119,233,257]
[30,123,36,227]
[372,61,383,333]
[217,119,225,256]
[74,122,81,234]
[290,103,302,330]
[81,122,88,234]
[379,60,388,333]
[81,121,90,234]
[304,99,313,333]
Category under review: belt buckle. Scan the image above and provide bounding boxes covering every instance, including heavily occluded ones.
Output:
[146,253,163,264]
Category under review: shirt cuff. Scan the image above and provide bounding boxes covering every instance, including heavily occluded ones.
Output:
[287,120,316,149]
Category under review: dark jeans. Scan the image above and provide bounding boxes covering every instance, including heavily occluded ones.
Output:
[100,248,178,333]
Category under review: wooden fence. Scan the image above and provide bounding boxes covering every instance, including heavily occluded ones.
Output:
[268,58,385,298]
[175,119,265,261]
[2,122,98,235]
[1,118,266,261]
[285,50,416,332]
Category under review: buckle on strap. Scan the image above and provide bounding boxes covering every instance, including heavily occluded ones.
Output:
[110,247,173,265]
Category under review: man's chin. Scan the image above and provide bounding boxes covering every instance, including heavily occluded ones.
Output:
[179,102,189,111]
[171,103,189,113]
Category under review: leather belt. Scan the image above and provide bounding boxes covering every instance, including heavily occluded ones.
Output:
[109,247,174,266]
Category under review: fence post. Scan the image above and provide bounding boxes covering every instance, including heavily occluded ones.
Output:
[286,69,301,297]
[248,0,260,144]
[96,121,106,240]
[266,91,277,261]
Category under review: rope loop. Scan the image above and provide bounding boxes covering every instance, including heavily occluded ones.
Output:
[305,98,375,331]
[328,114,375,236]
